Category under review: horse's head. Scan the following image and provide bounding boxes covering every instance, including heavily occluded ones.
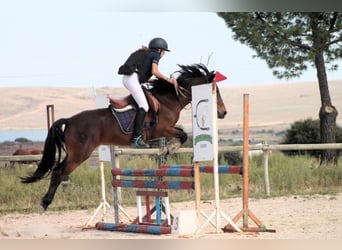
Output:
[175,63,227,119]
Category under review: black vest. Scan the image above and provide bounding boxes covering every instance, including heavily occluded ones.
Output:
[118,49,150,83]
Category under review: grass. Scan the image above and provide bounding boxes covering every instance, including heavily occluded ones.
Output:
[1,152,342,215]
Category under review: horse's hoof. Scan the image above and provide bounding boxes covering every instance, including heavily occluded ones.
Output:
[38,205,46,214]
[158,147,168,156]
[166,139,181,154]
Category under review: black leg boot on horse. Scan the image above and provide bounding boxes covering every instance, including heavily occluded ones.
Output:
[131,108,150,148]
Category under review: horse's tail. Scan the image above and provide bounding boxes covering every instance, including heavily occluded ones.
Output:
[21,118,68,184]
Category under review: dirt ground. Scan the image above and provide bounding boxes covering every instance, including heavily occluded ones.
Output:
[1,193,342,239]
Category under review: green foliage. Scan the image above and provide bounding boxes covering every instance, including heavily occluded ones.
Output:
[217,12,341,164]
[217,12,342,79]
[14,137,32,143]
[281,118,342,158]
[282,118,321,157]
[265,153,342,195]
[219,151,242,165]
[283,119,321,144]
[1,153,342,215]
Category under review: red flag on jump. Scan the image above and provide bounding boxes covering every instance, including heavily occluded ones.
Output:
[214,71,227,83]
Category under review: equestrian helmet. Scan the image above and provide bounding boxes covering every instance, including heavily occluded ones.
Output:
[148,37,170,51]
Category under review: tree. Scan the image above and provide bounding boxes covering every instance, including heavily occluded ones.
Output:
[217,12,342,165]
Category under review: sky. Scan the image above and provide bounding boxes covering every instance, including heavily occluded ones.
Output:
[0,3,341,88]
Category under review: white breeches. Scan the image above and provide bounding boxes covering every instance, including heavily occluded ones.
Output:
[122,73,149,112]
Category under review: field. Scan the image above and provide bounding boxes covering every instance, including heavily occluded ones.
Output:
[1,80,342,239]
[1,80,342,143]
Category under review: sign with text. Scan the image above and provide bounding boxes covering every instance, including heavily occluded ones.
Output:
[191,83,216,161]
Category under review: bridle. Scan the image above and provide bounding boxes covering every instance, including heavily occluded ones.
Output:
[170,71,192,110]
[175,85,192,110]
[170,67,214,111]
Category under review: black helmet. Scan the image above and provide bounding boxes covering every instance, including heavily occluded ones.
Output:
[148,37,170,51]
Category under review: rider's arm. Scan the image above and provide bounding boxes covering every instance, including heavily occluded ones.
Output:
[151,62,178,87]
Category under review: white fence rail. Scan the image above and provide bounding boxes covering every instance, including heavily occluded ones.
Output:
[1,143,342,196]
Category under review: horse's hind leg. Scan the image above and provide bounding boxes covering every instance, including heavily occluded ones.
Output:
[40,159,75,212]
[40,169,63,212]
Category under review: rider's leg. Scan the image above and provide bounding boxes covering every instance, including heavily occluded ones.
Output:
[122,73,150,148]
[131,107,149,148]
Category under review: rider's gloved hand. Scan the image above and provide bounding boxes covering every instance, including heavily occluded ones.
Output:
[169,77,178,90]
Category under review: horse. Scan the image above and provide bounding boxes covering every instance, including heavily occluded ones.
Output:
[20,63,227,212]
[9,148,44,167]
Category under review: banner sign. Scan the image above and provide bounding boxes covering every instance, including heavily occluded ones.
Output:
[192,83,216,161]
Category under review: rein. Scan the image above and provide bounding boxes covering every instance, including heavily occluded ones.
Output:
[175,84,192,110]
[170,71,192,110]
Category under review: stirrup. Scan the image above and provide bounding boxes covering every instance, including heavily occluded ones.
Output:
[132,135,150,148]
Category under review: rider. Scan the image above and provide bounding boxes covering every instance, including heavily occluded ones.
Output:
[118,37,178,148]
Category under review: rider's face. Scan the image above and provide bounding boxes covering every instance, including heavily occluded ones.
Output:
[159,49,166,58]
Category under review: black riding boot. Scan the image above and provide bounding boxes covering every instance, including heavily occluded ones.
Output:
[131,108,150,148]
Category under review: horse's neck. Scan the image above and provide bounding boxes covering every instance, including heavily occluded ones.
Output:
[178,96,191,110]
[153,93,187,112]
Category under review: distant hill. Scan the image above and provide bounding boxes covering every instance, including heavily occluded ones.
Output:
[1,80,341,143]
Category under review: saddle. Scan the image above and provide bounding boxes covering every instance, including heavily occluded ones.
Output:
[108,90,160,134]
[109,91,160,113]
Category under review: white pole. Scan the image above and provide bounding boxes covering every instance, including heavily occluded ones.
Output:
[137,195,142,223]
[211,84,220,233]
[100,161,108,214]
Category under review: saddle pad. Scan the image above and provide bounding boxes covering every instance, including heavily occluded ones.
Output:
[111,106,136,134]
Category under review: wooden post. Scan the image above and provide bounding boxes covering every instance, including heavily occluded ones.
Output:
[223,94,275,233]
[242,93,249,228]
[194,161,201,221]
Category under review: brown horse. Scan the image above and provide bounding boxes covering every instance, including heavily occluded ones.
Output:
[21,63,227,211]
[10,149,44,167]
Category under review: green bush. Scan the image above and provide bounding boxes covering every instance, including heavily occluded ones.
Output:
[281,118,342,159]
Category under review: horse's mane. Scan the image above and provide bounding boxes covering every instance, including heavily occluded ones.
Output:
[176,63,213,86]
[148,63,214,96]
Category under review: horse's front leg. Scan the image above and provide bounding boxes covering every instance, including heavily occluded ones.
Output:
[165,126,188,154]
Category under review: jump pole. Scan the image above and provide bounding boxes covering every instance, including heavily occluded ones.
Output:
[243,93,251,228]
[241,93,266,230]
[192,81,241,234]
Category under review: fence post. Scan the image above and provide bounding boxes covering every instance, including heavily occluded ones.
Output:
[262,141,270,196]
